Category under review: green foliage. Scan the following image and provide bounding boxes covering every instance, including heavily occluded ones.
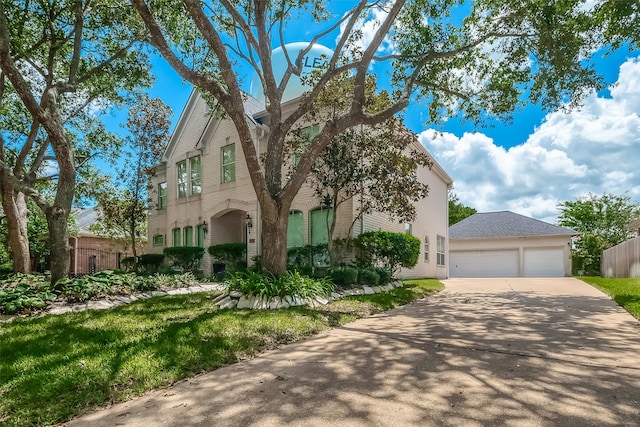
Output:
[449,193,477,226]
[558,193,640,275]
[373,267,392,285]
[138,253,166,274]
[578,277,640,319]
[0,274,56,314]
[225,271,335,301]
[329,266,359,287]
[163,246,205,272]
[208,243,246,271]
[355,231,421,276]
[121,257,136,271]
[287,244,329,273]
[357,268,380,286]
[55,271,150,302]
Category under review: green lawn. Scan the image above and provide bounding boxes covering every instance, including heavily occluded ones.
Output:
[578,276,640,319]
[0,279,442,427]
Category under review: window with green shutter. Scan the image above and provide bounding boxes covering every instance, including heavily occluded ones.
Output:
[184,226,193,246]
[172,228,181,247]
[309,207,333,245]
[287,210,304,248]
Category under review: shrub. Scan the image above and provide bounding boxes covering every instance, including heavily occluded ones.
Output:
[120,256,136,271]
[358,268,380,286]
[137,253,166,274]
[208,243,246,272]
[329,266,358,287]
[354,231,421,276]
[225,270,334,301]
[163,246,205,272]
[288,244,329,274]
[373,267,392,285]
[0,274,56,314]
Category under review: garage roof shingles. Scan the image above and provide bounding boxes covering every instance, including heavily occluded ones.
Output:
[450,211,577,239]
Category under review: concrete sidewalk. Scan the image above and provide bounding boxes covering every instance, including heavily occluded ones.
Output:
[66,278,640,426]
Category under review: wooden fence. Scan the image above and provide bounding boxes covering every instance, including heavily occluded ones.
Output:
[601,236,640,278]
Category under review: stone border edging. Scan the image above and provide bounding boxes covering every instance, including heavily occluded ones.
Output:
[1,280,405,322]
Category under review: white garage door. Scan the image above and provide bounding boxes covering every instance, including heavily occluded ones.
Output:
[524,248,565,277]
[450,250,518,277]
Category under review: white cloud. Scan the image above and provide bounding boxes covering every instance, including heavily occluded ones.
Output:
[337,5,396,58]
[420,56,640,224]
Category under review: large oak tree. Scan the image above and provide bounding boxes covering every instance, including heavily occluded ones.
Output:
[132,0,635,274]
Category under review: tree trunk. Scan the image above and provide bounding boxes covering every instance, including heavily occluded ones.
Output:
[0,183,30,273]
[260,206,290,275]
[46,205,70,284]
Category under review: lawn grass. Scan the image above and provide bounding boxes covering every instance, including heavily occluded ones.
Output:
[0,278,442,426]
[578,276,640,319]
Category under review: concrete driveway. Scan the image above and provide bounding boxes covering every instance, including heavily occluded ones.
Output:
[66,278,640,426]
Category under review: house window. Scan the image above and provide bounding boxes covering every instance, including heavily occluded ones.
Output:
[196,224,206,248]
[424,236,429,262]
[153,234,165,247]
[176,161,187,198]
[157,182,167,210]
[184,226,193,246]
[287,210,304,248]
[221,144,235,183]
[405,223,412,235]
[309,207,333,245]
[437,235,445,266]
[294,124,319,166]
[172,227,181,247]
[190,156,201,195]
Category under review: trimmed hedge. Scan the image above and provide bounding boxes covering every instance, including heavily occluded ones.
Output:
[138,253,166,273]
[329,266,358,287]
[358,268,380,286]
[163,246,204,272]
[208,243,246,271]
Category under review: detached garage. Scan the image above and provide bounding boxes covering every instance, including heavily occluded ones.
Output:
[449,211,576,278]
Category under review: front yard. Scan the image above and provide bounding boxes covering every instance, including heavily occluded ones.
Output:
[0,279,442,427]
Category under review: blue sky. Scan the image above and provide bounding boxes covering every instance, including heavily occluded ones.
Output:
[125,3,640,224]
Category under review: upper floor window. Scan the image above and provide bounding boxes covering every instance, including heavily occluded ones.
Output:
[424,236,430,262]
[176,161,187,198]
[221,144,235,183]
[405,223,412,235]
[158,182,167,210]
[294,124,319,166]
[437,235,445,266]
[190,156,202,195]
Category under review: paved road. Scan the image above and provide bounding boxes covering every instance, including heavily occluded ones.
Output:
[66,278,640,426]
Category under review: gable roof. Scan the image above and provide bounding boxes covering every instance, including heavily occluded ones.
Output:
[449,211,577,239]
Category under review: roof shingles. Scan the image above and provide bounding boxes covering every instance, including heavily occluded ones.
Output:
[449,211,577,239]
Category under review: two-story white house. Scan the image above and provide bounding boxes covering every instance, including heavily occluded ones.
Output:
[147,86,452,279]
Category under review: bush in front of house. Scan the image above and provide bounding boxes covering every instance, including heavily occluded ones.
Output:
[329,266,358,287]
[163,246,205,273]
[208,243,246,273]
[137,253,166,274]
[354,231,420,276]
[357,268,380,286]
[373,267,392,285]
[225,270,334,301]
